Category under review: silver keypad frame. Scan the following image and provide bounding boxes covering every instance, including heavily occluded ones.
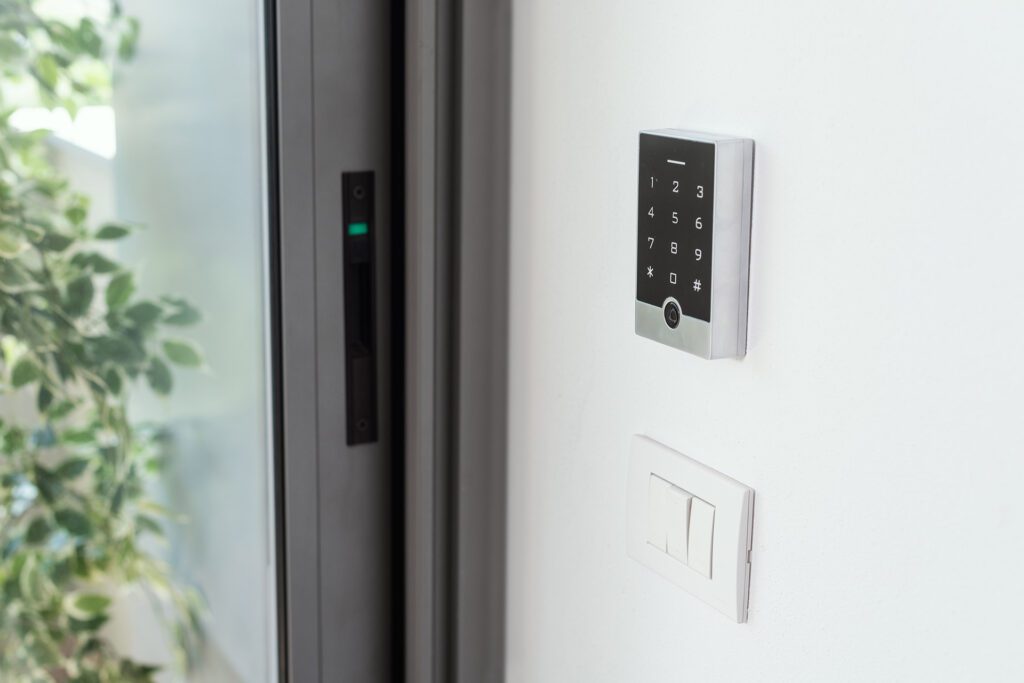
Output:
[635,129,754,359]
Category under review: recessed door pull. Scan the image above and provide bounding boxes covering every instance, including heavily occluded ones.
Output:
[342,171,378,445]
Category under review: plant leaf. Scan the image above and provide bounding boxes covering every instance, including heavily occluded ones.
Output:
[26,517,51,545]
[3,428,26,454]
[55,508,92,537]
[69,615,111,636]
[56,457,89,480]
[65,202,89,226]
[0,261,30,289]
[35,53,60,89]
[72,593,111,616]
[35,464,63,503]
[0,229,28,258]
[163,339,202,368]
[77,18,103,58]
[162,298,201,326]
[49,400,76,421]
[135,514,164,537]
[94,336,146,366]
[145,356,172,395]
[0,34,24,61]
[90,253,120,273]
[72,251,119,274]
[126,301,163,327]
[61,427,95,445]
[37,385,53,412]
[95,223,132,240]
[65,275,95,317]
[11,358,40,388]
[118,17,141,61]
[104,367,123,395]
[106,272,134,309]
[39,232,74,252]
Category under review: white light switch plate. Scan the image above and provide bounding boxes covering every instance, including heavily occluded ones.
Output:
[627,435,755,622]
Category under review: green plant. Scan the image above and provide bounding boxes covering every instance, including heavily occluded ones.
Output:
[0,1,203,680]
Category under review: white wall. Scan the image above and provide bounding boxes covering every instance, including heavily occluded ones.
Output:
[506,2,1024,681]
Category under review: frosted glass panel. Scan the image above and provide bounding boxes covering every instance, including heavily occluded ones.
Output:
[111,1,276,681]
[0,0,276,681]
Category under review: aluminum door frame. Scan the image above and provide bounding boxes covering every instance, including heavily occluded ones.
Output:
[271,0,399,680]
[268,0,511,679]
[405,1,512,682]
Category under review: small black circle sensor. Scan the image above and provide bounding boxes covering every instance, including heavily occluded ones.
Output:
[664,301,680,329]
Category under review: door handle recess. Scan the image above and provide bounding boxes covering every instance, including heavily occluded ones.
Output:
[342,171,378,445]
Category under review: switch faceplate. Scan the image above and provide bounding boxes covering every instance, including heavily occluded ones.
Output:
[635,130,753,359]
[627,435,755,622]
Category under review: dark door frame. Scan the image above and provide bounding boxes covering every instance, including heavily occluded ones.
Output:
[271,0,397,680]
[405,2,512,681]
[268,0,511,680]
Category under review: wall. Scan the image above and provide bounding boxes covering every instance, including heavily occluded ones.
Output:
[506,2,1024,681]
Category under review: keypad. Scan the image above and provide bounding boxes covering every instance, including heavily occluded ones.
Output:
[636,133,714,323]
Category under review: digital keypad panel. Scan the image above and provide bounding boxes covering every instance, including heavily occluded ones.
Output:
[636,134,715,323]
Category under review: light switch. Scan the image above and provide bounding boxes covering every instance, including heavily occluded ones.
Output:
[627,435,754,622]
[665,486,691,563]
[646,475,671,550]
[687,497,715,579]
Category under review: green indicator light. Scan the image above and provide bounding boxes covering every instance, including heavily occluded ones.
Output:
[347,222,368,236]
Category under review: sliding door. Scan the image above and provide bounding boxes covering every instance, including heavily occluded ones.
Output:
[0,0,278,681]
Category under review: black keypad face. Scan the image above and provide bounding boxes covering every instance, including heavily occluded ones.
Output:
[636,134,714,322]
